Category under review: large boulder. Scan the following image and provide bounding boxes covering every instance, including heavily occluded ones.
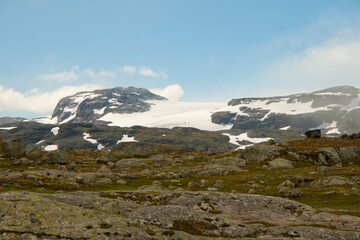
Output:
[239,145,282,162]
[268,158,294,170]
[305,129,321,138]
[310,176,356,188]
[25,145,40,159]
[338,147,360,160]
[2,139,24,158]
[315,148,342,166]
[96,154,114,164]
[43,150,69,165]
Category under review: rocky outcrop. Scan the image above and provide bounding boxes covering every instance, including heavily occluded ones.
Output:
[1,190,360,240]
[2,139,24,158]
[238,144,282,162]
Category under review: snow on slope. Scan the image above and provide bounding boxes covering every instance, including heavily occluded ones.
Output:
[100,100,230,131]
[51,127,60,136]
[218,93,360,122]
[116,134,138,144]
[223,133,273,150]
[44,145,58,151]
[0,127,17,130]
[83,133,104,150]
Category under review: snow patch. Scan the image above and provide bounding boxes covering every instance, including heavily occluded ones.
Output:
[0,127,17,130]
[223,132,273,150]
[327,128,341,134]
[36,140,45,145]
[100,100,229,131]
[34,116,58,124]
[44,145,58,151]
[116,134,138,144]
[97,144,105,150]
[51,127,60,136]
[94,107,106,115]
[279,126,291,130]
[83,133,98,144]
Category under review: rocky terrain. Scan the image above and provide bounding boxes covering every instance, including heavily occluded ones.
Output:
[0,133,360,239]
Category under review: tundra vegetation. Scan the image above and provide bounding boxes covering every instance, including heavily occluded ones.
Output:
[0,134,360,239]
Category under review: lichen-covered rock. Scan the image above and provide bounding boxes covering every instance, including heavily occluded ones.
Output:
[239,145,282,162]
[25,145,40,159]
[338,146,360,160]
[2,139,24,158]
[43,150,68,164]
[311,176,356,188]
[315,148,342,166]
[268,158,294,169]
[96,153,114,164]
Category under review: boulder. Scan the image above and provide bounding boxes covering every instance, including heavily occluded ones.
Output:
[138,180,166,191]
[179,168,195,178]
[305,129,321,138]
[239,145,282,162]
[311,176,356,188]
[25,145,40,159]
[315,148,342,166]
[96,154,114,164]
[94,178,113,186]
[2,139,24,158]
[268,158,294,170]
[338,147,360,160]
[43,150,68,165]
[317,166,334,173]
[279,187,302,198]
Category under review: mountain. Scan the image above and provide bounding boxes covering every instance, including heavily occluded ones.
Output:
[212,85,360,134]
[39,86,166,125]
[37,86,228,131]
[0,117,26,125]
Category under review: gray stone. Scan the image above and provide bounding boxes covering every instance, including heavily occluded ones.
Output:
[239,145,282,162]
[94,178,113,186]
[305,129,321,138]
[268,158,294,170]
[96,154,114,164]
[43,150,68,165]
[25,145,40,159]
[3,139,24,158]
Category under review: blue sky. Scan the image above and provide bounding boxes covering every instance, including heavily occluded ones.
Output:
[1,0,360,118]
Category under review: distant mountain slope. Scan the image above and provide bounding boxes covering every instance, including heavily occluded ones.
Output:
[0,117,26,126]
[212,85,360,134]
[34,85,360,135]
[37,86,166,124]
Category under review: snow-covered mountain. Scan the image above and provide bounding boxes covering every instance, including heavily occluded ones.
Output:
[212,85,360,134]
[35,85,360,135]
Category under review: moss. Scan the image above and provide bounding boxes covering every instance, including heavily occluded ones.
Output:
[209,209,222,214]
[171,220,218,236]
[162,230,174,236]
[145,229,156,236]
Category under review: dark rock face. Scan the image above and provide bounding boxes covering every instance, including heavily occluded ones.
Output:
[305,129,321,138]
[212,85,360,133]
[211,111,237,125]
[2,139,24,158]
[51,86,166,124]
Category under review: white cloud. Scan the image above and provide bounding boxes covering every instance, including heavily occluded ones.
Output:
[119,66,137,75]
[83,68,116,78]
[150,84,184,101]
[258,39,360,94]
[0,84,102,113]
[117,65,167,79]
[38,65,79,82]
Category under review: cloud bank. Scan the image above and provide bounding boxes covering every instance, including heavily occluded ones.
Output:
[258,38,360,94]
[0,84,102,113]
[150,84,184,101]
[117,66,167,79]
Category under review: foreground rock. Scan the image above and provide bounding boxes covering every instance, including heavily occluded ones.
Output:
[0,190,359,239]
